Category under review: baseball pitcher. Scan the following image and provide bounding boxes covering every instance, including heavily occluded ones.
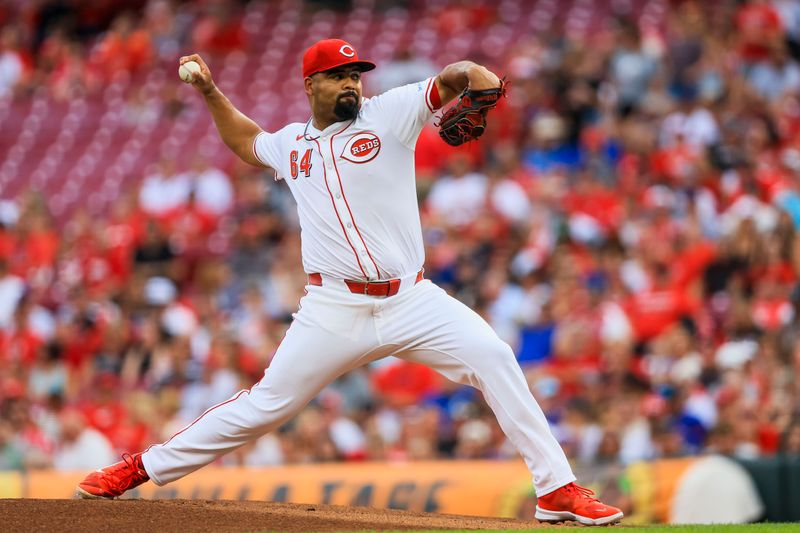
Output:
[77,39,623,526]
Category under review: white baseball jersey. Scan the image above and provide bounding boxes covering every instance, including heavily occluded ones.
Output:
[252,77,442,281]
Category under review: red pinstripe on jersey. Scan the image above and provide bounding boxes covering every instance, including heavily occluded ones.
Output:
[142,364,271,461]
[312,135,369,278]
[159,390,248,448]
[330,128,382,280]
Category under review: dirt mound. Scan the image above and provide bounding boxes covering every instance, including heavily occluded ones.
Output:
[2,499,578,532]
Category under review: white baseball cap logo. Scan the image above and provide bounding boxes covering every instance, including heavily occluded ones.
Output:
[339,45,355,57]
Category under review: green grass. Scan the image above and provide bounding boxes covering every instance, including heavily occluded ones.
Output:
[376,525,799,533]
[630,527,799,532]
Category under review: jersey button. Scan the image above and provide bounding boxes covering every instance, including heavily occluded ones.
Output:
[346,222,353,228]
[335,192,341,199]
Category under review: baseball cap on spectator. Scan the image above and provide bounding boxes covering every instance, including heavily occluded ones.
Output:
[144,276,177,306]
[302,39,376,79]
[670,352,703,383]
[161,302,198,337]
[569,212,606,244]
[715,339,758,369]
[684,390,718,429]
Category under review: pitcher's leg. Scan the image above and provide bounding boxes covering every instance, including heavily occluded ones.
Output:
[394,283,575,496]
[142,313,377,485]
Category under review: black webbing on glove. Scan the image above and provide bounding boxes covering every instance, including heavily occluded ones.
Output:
[435,78,507,146]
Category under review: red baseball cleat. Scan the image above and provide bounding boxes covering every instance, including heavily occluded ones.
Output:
[75,453,150,499]
[535,482,624,526]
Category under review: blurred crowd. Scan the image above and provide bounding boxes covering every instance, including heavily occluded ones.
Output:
[3,0,800,474]
[0,0,248,101]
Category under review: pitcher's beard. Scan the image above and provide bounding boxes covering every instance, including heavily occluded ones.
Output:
[333,98,359,121]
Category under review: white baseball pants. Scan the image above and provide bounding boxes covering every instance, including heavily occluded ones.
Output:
[141,278,576,496]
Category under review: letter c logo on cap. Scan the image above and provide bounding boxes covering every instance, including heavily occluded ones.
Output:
[339,45,355,58]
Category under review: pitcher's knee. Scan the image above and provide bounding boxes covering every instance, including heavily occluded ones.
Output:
[486,335,515,357]
[468,337,518,371]
[247,386,301,419]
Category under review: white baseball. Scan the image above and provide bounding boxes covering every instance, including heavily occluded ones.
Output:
[179,61,201,83]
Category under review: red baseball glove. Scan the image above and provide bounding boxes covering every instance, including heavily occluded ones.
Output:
[436,78,507,146]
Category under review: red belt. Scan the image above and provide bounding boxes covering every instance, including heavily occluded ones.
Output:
[308,270,424,297]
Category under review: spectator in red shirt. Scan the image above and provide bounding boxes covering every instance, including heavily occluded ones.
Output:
[91,11,153,79]
[752,278,794,331]
[80,372,129,451]
[736,0,784,64]
[191,3,245,55]
[372,361,442,408]
[16,206,59,286]
[626,264,699,341]
[415,124,481,185]
[435,1,493,36]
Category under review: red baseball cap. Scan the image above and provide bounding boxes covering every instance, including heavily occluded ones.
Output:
[302,39,376,79]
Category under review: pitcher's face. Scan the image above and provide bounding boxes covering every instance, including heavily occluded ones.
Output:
[306,66,363,122]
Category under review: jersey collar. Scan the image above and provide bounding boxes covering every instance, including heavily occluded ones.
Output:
[306,117,356,139]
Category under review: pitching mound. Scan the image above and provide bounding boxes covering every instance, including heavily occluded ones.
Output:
[2,499,579,532]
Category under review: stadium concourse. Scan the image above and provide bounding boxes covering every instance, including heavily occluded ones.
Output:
[1,0,800,511]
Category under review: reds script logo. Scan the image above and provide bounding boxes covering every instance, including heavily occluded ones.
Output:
[340,132,381,164]
[339,45,355,57]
